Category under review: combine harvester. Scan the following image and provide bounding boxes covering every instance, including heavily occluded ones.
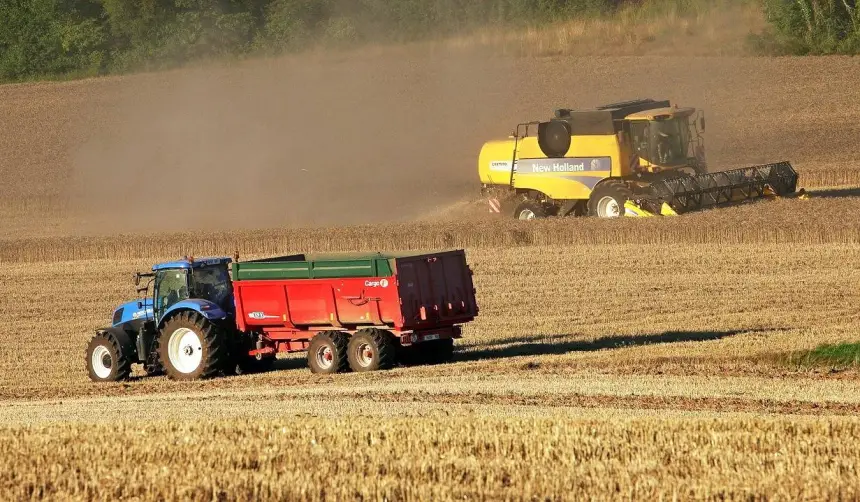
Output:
[479,98,802,219]
[86,251,478,382]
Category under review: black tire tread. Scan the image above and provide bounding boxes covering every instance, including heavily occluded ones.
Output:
[512,201,546,220]
[587,180,632,217]
[86,332,132,382]
[348,328,396,372]
[158,311,228,381]
[308,330,350,374]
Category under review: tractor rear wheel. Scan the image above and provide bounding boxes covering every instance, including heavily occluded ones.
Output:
[588,181,632,218]
[308,331,350,374]
[86,332,133,382]
[347,328,396,372]
[158,312,228,381]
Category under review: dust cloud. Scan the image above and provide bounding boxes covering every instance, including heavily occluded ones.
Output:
[34,50,860,235]
[68,49,524,233]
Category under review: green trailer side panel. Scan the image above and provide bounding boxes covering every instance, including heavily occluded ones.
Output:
[233,257,394,281]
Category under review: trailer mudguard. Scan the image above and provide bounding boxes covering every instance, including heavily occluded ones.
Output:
[158,299,229,328]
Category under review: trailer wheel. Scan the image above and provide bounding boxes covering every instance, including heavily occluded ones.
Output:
[513,201,546,220]
[588,181,631,218]
[158,312,227,381]
[347,328,396,372]
[86,332,132,382]
[308,331,350,374]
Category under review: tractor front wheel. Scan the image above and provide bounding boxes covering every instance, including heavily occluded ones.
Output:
[158,312,228,381]
[86,332,133,382]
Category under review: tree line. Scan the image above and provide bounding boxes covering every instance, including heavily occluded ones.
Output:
[0,0,857,82]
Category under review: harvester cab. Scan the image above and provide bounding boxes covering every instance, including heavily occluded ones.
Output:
[479,98,798,220]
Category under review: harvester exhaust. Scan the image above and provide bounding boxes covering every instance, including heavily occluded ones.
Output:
[642,161,800,214]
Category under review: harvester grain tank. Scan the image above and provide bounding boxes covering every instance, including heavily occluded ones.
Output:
[86,251,478,381]
[479,98,800,219]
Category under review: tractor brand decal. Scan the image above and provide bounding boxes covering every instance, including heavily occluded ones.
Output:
[365,279,389,288]
[517,157,610,174]
[489,160,513,172]
[131,308,153,319]
[248,311,279,320]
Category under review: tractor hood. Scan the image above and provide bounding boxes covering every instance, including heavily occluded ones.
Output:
[112,299,154,327]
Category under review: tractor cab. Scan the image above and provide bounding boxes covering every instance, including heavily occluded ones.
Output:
[143,257,234,322]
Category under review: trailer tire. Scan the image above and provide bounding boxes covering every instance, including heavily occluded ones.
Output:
[588,181,631,218]
[308,331,350,374]
[347,328,396,372]
[158,312,228,381]
[86,331,133,382]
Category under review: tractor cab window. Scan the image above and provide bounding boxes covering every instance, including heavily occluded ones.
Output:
[191,265,232,310]
[154,269,190,318]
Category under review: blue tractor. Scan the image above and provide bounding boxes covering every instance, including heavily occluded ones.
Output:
[85,256,271,382]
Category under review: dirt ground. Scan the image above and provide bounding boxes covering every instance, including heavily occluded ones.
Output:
[3,40,860,500]
[1,50,859,236]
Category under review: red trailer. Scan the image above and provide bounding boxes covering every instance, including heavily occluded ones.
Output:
[230,250,479,373]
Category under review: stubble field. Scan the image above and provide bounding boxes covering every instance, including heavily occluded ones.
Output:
[2,43,860,500]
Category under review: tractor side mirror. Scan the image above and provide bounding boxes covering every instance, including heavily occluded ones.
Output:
[134,273,140,286]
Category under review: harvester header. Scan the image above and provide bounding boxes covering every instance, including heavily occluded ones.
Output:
[479,98,800,219]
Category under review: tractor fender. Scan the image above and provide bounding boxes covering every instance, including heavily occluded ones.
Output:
[96,326,138,361]
[158,300,229,330]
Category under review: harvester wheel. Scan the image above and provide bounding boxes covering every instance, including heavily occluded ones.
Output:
[86,332,133,382]
[308,331,350,374]
[588,181,631,218]
[158,312,228,381]
[347,328,396,372]
[513,201,546,221]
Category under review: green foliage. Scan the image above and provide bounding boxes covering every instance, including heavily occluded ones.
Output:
[754,0,860,54]
[0,0,108,81]
[9,0,855,82]
[785,342,860,368]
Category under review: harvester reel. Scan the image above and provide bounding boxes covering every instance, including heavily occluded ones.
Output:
[537,120,571,158]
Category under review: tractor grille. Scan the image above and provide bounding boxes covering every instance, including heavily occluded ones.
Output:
[112,308,123,325]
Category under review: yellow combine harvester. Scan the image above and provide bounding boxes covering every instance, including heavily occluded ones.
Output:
[479,98,799,219]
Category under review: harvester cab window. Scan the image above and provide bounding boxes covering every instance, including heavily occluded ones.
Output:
[630,122,650,161]
[191,265,233,310]
[651,118,690,166]
[154,269,190,318]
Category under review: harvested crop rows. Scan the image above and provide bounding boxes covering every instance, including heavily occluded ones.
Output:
[2,241,860,498]
[2,48,860,500]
